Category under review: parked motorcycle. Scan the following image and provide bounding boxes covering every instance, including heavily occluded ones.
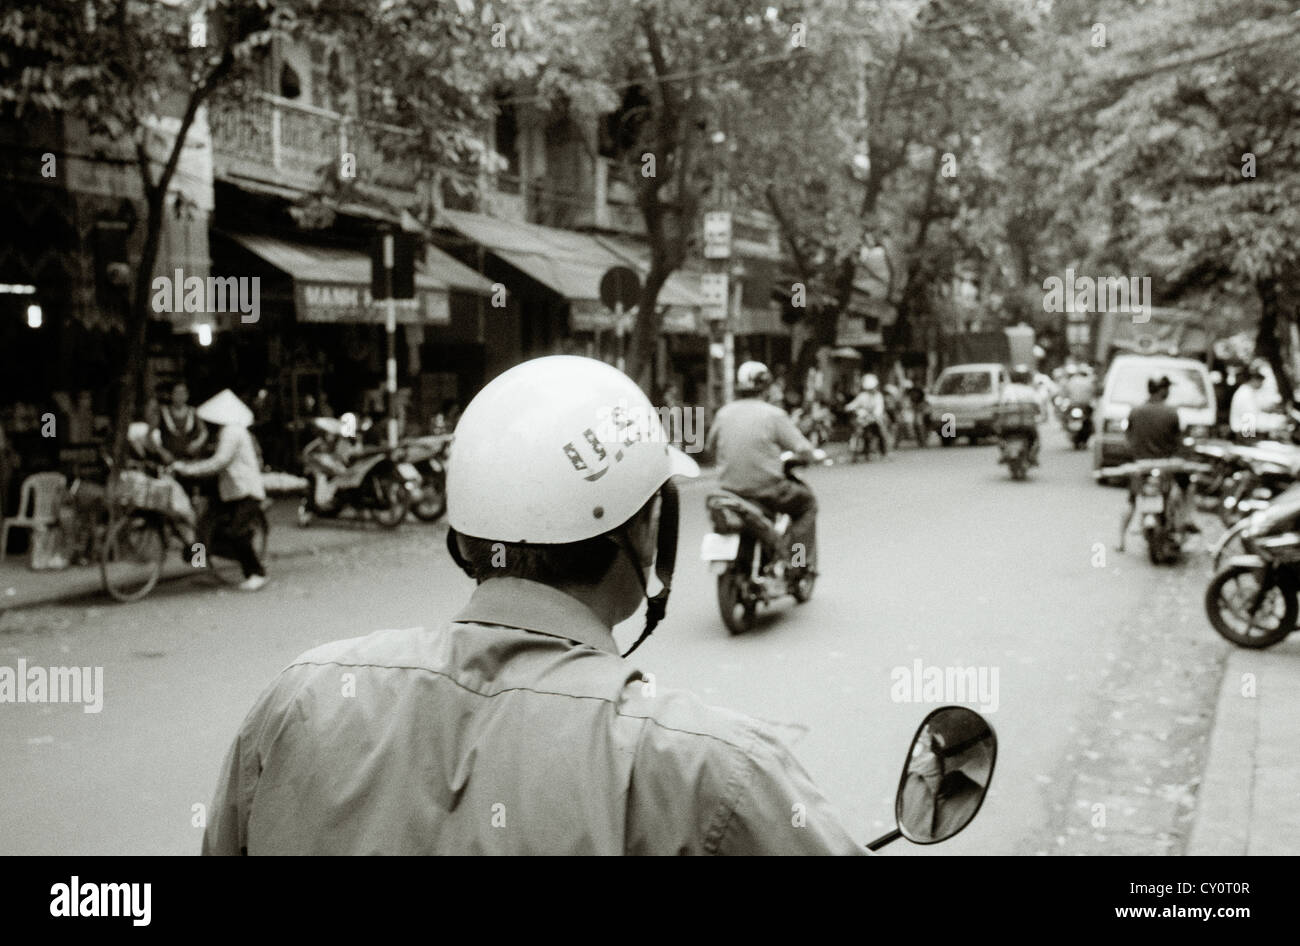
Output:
[1205,484,1300,648]
[1064,402,1093,450]
[1099,457,1211,565]
[298,416,411,528]
[394,433,452,522]
[701,449,828,634]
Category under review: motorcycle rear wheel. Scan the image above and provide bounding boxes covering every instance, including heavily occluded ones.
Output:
[370,474,410,529]
[1144,526,1179,565]
[1205,565,1297,648]
[791,571,816,603]
[717,573,757,635]
[411,477,447,522]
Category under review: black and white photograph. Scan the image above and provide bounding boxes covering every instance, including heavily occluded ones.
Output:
[0,0,1292,900]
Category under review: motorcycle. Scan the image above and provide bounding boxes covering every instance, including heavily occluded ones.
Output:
[298,417,411,528]
[701,449,828,635]
[847,412,886,462]
[792,403,833,448]
[1099,457,1211,565]
[1205,484,1300,649]
[1064,402,1094,449]
[995,404,1039,481]
[868,705,997,851]
[394,433,452,522]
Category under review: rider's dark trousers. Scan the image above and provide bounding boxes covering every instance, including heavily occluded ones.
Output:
[735,479,817,571]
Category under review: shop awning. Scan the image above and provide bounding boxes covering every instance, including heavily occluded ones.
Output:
[438,209,706,333]
[225,232,493,325]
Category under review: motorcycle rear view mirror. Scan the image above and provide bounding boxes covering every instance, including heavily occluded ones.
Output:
[866,706,997,851]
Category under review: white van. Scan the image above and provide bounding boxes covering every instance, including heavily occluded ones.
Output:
[1093,354,1216,470]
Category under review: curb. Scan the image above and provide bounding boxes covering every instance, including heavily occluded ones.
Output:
[1187,645,1300,855]
[0,522,402,614]
[1186,649,1255,855]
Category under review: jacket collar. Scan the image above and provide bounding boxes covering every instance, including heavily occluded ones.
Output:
[452,577,619,656]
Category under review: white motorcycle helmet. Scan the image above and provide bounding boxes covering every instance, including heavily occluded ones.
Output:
[861,374,880,391]
[736,360,772,394]
[446,356,699,654]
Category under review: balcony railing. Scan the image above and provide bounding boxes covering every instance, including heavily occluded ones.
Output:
[210,92,421,196]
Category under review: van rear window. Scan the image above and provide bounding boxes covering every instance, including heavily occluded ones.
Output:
[936,372,992,396]
[1108,365,1209,408]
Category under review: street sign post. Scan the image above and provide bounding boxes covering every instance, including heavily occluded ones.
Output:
[703,211,732,260]
[371,230,419,447]
[600,265,641,373]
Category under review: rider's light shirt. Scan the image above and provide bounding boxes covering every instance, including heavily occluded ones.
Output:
[201,577,866,855]
[845,391,885,423]
[181,425,266,501]
[1229,383,1286,437]
[998,383,1044,427]
[1063,376,1095,404]
[706,398,812,493]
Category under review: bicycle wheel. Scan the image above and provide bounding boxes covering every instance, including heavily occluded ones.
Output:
[100,513,166,602]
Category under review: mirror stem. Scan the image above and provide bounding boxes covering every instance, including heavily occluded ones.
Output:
[865,828,900,852]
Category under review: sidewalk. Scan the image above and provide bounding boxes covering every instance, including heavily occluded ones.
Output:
[1,462,723,613]
[0,499,390,612]
[1187,643,1300,855]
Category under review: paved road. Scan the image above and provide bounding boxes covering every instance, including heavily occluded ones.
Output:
[0,427,1222,855]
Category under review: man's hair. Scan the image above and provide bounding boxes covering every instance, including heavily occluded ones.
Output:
[454,494,658,586]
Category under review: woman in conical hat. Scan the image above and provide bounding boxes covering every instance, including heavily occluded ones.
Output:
[174,389,268,590]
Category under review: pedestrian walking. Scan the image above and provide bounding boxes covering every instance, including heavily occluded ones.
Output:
[171,390,267,591]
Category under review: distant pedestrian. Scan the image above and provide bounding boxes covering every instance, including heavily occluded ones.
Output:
[172,390,267,591]
[158,381,208,460]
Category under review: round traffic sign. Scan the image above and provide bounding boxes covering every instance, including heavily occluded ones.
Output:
[600,265,641,311]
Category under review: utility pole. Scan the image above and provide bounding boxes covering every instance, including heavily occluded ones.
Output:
[383,233,398,448]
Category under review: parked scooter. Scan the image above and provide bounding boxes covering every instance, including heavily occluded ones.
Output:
[298,416,410,528]
[701,448,828,635]
[394,433,452,522]
[1205,484,1300,649]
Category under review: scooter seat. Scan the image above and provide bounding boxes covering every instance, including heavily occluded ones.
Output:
[707,490,782,543]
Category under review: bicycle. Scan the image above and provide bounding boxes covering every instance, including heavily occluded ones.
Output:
[99,465,269,602]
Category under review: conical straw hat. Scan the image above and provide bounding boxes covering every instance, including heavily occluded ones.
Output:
[196,389,253,428]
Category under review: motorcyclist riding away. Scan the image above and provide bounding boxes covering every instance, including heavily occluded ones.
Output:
[996,365,1044,464]
[202,355,863,855]
[1117,374,1193,553]
[705,361,819,580]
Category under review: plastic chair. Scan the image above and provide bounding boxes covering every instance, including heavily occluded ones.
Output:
[0,472,66,562]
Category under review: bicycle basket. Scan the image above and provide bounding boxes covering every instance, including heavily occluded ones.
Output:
[114,470,176,513]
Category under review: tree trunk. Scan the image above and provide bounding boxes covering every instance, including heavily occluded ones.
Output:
[1256,277,1295,405]
[110,189,166,474]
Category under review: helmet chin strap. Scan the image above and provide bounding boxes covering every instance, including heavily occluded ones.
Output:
[618,480,680,658]
[446,482,682,658]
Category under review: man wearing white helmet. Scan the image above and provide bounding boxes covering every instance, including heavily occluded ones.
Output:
[705,360,819,579]
[203,355,863,855]
[845,374,889,457]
